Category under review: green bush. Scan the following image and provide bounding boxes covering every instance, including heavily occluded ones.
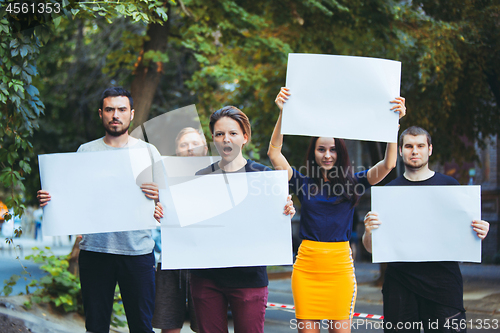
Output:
[1,247,126,327]
[24,247,82,313]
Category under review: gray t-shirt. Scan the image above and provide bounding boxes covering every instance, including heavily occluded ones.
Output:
[77,137,162,255]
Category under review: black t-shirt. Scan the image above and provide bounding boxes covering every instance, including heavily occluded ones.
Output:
[190,159,270,288]
[384,172,465,311]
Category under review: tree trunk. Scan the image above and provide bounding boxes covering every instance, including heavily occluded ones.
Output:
[68,236,82,276]
[130,5,170,130]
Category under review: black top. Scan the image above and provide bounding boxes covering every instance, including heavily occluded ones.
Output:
[190,159,271,288]
[384,172,465,311]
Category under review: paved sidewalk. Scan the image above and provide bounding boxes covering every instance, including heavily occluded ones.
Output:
[1,236,499,332]
[269,263,500,313]
[0,234,74,259]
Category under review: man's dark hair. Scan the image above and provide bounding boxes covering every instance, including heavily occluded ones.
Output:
[399,126,432,147]
[100,87,133,110]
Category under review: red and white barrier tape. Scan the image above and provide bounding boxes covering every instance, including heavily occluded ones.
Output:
[353,313,384,320]
[266,302,384,320]
[267,302,295,310]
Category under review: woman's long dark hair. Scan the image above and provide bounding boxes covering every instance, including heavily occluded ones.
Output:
[304,137,360,205]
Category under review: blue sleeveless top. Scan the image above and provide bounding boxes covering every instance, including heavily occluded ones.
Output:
[290,168,371,242]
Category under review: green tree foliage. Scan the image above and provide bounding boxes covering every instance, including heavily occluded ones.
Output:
[172,0,409,167]
[397,0,500,170]
[171,0,499,172]
[0,0,171,211]
[2,0,499,209]
[0,0,53,222]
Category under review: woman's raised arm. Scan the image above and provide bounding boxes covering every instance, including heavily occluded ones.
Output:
[366,97,406,185]
[267,87,294,181]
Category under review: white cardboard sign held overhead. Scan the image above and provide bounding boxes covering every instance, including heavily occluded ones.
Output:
[371,186,481,263]
[160,170,293,269]
[39,149,158,236]
[282,54,401,142]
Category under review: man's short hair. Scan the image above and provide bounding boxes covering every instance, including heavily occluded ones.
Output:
[100,87,133,110]
[175,127,207,147]
[399,126,432,147]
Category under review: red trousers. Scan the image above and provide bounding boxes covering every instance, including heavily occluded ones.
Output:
[190,274,268,333]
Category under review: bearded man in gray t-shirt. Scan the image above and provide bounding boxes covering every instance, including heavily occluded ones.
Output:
[38,87,162,333]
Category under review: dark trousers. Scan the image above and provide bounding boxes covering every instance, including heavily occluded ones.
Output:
[79,250,156,333]
[383,274,466,333]
[190,274,268,333]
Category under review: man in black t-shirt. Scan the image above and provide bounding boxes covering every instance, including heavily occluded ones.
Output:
[362,126,490,333]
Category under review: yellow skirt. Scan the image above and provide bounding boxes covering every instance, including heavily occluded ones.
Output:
[291,240,356,320]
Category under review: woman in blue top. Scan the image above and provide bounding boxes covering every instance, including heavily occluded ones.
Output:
[268,87,406,333]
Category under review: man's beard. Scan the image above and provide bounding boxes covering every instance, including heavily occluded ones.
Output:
[403,159,428,170]
[103,121,129,137]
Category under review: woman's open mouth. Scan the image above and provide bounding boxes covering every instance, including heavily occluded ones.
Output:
[223,147,233,153]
